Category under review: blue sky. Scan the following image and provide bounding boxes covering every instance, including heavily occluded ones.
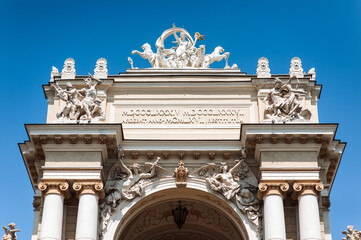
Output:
[1,0,360,238]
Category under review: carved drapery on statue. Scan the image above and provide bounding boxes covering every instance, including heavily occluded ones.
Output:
[263,76,312,122]
[52,73,105,123]
[131,24,237,69]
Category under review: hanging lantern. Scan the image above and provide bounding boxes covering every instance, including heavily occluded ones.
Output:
[172,201,189,230]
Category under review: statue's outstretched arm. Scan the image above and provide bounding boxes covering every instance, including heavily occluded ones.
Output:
[88,73,102,87]
[140,157,160,179]
[172,30,180,44]
[118,159,132,176]
[230,159,244,174]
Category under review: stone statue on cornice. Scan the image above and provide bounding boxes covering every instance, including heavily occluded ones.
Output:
[131,24,234,69]
[2,223,19,240]
[343,226,361,240]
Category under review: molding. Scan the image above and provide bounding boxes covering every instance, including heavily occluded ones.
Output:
[42,144,108,161]
[254,143,321,165]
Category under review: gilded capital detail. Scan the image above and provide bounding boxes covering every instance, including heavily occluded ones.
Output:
[292,181,324,198]
[257,181,289,200]
[38,180,70,198]
[73,180,104,198]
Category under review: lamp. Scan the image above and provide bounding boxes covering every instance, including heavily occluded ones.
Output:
[172,201,188,230]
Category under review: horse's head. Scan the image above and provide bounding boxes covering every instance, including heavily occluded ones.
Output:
[141,43,151,50]
[215,46,224,53]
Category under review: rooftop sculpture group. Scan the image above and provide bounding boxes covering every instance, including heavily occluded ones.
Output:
[130,24,237,69]
[52,73,105,122]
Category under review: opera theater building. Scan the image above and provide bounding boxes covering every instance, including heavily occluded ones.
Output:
[19,26,345,240]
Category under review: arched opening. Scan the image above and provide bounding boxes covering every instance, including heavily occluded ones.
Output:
[118,200,244,240]
[107,186,256,240]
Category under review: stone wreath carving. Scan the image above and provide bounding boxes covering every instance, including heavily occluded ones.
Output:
[191,149,261,228]
[99,147,169,239]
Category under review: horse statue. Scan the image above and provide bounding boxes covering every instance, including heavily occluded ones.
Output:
[131,43,157,67]
[203,46,230,68]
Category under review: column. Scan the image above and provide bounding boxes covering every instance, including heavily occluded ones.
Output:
[73,181,104,240]
[38,180,70,240]
[293,182,324,240]
[31,196,41,240]
[258,181,289,240]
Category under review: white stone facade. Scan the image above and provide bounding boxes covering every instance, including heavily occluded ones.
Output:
[19,27,345,240]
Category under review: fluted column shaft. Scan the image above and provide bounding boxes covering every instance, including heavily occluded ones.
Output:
[73,181,104,240]
[258,182,289,240]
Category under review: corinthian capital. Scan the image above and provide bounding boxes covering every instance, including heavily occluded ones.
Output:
[292,181,324,199]
[38,180,70,199]
[73,180,104,199]
[257,181,289,200]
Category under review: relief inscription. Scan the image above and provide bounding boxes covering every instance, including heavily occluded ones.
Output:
[118,107,247,125]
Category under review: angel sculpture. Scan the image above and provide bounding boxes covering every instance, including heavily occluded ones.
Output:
[2,223,19,240]
[99,152,165,239]
[206,160,245,200]
[190,163,216,177]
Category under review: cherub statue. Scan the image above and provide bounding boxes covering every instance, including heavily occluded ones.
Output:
[2,223,19,240]
[343,225,361,240]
